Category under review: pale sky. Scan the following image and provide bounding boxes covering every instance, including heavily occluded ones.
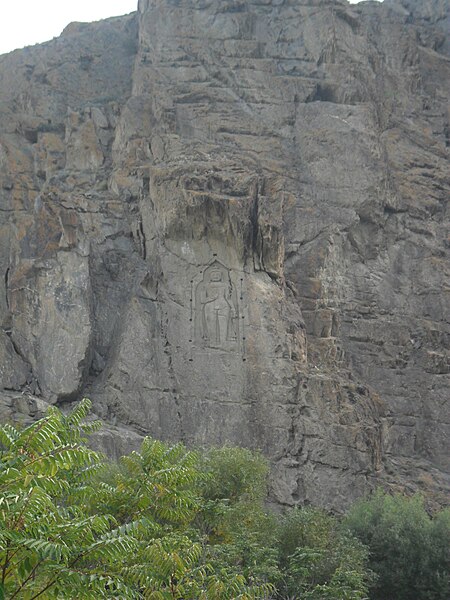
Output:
[0,0,381,56]
[0,1,138,55]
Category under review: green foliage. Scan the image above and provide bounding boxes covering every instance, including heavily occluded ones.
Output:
[276,507,371,599]
[206,507,281,587]
[3,402,446,600]
[198,447,279,590]
[91,437,202,526]
[89,439,273,598]
[0,405,273,599]
[0,398,139,599]
[198,446,271,539]
[201,446,270,504]
[198,447,372,599]
[344,489,450,600]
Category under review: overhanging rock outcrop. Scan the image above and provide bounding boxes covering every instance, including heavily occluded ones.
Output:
[0,0,448,510]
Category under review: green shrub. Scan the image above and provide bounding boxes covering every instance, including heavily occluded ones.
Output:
[344,490,450,600]
[276,507,372,599]
[201,446,270,504]
[0,399,139,598]
[5,401,445,600]
[197,447,280,592]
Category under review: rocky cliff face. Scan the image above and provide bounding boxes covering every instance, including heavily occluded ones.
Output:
[0,0,448,510]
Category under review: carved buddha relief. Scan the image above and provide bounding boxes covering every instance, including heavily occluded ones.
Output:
[194,261,239,350]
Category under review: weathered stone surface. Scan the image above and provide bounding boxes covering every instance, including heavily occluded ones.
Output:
[0,0,448,510]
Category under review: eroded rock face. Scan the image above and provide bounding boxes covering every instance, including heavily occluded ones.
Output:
[0,0,448,510]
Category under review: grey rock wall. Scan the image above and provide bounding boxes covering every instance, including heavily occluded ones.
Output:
[0,0,448,510]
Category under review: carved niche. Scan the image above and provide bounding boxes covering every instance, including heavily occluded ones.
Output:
[193,260,241,351]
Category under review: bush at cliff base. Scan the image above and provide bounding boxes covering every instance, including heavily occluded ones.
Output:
[1,399,448,599]
[345,489,450,600]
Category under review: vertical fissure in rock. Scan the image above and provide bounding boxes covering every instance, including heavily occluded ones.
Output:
[4,267,10,310]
